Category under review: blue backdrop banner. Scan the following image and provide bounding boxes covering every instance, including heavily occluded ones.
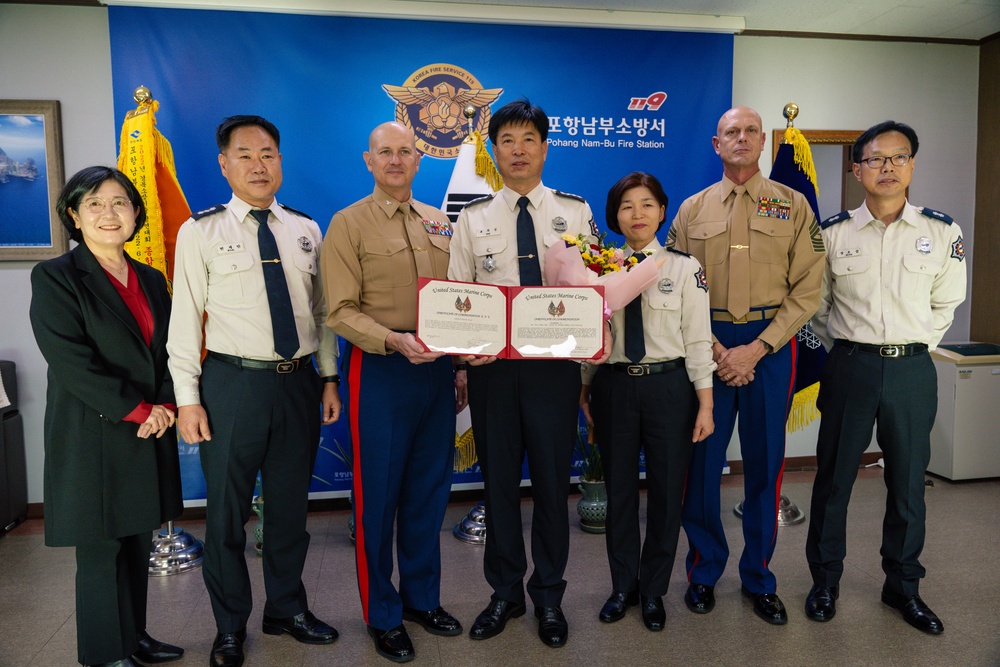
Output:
[108,6,733,500]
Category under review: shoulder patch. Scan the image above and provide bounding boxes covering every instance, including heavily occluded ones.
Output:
[820,210,850,230]
[920,207,953,225]
[553,190,586,203]
[192,204,226,220]
[666,247,691,258]
[279,203,313,220]
[464,193,495,208]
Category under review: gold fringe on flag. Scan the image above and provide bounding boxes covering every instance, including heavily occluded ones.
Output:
[454,427,478,472]
[784,126,819,196]
[786,382,820,432]
[473,131,504,192]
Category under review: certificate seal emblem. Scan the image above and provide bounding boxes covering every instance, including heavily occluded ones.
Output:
[551,216,568,233]
[483,255,497,273]
[915,236,932,254]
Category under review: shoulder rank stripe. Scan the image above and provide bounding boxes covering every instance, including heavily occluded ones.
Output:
[192,204,226,220]
[820,210,850,230]
[279,203,313,220]
[465,194,495,208]
[920,207,953,224]
[554,190,586,203]
[666,247,692,258]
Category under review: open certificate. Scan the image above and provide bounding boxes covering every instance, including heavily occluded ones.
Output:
[416,278,605,360]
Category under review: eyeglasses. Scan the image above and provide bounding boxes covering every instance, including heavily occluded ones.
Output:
[859,153,912,169]
[81,196,132,214]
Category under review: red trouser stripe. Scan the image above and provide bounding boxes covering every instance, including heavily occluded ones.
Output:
[348,348,370,623]
[765,336,798,567]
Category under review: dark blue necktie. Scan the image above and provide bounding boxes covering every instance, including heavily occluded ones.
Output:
[516,196,543,286]
[251,209,299,360]
[624,252,646,363]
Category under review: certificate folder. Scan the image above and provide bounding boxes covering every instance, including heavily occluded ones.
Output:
[416,277,605,360]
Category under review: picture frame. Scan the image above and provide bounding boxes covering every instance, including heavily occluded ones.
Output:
[0,100,66,261]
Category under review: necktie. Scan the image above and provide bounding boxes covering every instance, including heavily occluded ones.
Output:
[624,252,646,363]
[727,185,752,321]
[398,201,433,278]
[251,209,299,360]
[516,196,543,286]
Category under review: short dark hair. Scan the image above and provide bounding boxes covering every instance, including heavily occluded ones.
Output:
[852,120,919,163]
[57,166,146,243]
[216,115,281,152]
[488,98,549,145]
[605,172,669,235]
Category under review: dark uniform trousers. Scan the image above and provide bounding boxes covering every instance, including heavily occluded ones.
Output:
[468,358,581,608]
[682,316,795,594]
[592,364,696,597]
[199,355,322,632]
[344,344,456,631]
[75,532,150,664]
[806,343,936,597]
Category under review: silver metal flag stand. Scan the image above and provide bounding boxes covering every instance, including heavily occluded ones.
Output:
[149,520,204,575]
[453,501,486,544]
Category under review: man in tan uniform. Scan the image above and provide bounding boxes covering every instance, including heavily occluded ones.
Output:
[667,106,824,625]
[322,121,463,663]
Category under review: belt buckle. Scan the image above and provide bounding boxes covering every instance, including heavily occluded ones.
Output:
[626,364,646,376]
[732,314,748,324]
[879,345,901,358]
[276,360,297,373]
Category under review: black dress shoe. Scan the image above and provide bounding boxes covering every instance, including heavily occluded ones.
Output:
[134,630,183,663]
[599,590,639,623]
[684,583,716,614]
[534,606,568,648]
[367,624,415,663]
[881,590,944,635]
[805,585,839,622]
[402,605,463,636]
[262,610,338,644]
[640,595,666,631]
[210,630,246,667]
[741,585,788,625]
[469,598,526,640]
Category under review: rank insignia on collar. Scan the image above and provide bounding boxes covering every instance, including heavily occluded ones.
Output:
[695,267,708,292]
[951,236,965,261]
[483,255,497,272]
[757,197,791,220]
[297,236,313,253]
[423,219,453,236]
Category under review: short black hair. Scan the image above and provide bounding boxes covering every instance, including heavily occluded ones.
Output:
[852,120,919,163]
[488,98,549,145]
[216,115,281,152]
[605,172,669,235]
[57,166,146,243]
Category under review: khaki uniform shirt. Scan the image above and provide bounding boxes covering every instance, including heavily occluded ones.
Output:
[583,241,716,389]
[448,183,598,285]
[666,170,825,351]
[811,200,967,350]
[168,194,337,406]
[323,186,452,354]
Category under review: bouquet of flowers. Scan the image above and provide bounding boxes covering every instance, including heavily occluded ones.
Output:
[544,232,659,313]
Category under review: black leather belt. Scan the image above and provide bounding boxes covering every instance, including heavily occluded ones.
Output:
[835,340,928,358]
[208,351,311,373]
[610,359,683,376]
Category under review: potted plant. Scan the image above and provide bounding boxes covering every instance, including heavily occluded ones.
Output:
[573,426,607,533]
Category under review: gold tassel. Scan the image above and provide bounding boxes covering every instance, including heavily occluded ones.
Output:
[786,382,820,432]
[454,427,478,472]
[474,131,504,192]
[784,127,819,196]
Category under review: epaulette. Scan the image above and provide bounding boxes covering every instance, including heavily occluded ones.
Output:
[191,204,226,220]
[920,207,953,224]
[820,210,850,229]
[279,203,313,220]
[465,194,494,208]
[666,247,692,258]
[554,190,586,203]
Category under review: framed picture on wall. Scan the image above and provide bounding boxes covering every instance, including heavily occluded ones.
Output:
[0,100,66,261]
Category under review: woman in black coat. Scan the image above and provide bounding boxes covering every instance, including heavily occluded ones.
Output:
[29,166,185,667]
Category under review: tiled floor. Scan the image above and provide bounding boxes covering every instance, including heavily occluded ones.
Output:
[1,468,998,666]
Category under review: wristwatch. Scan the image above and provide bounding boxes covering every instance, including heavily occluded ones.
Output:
[322,375,341,384]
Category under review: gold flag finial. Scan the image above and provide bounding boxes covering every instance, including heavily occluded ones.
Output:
[462,105,477,145]
[783,102,799,128]
[127,86,154,119]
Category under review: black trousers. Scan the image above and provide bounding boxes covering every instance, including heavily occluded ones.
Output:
[806,344,937,596]
[467,359,581,608]
[75,532,150,665]
[592,365,696,597]
[199,356,321,632]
